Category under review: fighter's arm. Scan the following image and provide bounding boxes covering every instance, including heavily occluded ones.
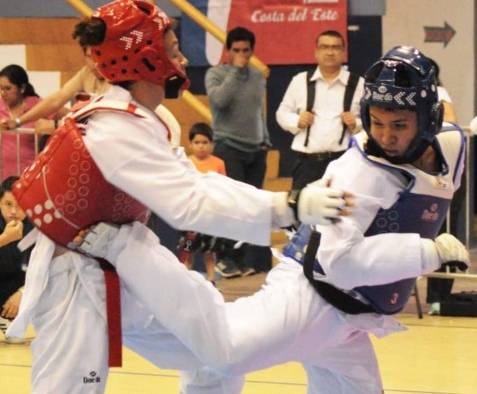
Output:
[84,112,343,245]
[14,67,86,127]
[314,154,441,290]
[318,210,468,290]
[317,211,435,290]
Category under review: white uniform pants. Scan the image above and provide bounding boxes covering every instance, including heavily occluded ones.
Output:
[31,253,108,393]
[30,251,217,394]
[104,222,404,394]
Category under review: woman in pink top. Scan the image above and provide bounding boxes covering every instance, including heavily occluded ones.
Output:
[0,65,41,178]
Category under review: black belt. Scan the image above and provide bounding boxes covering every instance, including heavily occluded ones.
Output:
[303,230,375,315]
[297,151,345,161]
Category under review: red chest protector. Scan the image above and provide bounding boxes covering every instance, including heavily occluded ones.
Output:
[12,99,162,248]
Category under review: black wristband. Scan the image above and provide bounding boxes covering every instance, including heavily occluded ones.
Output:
[287,189,301,222]
[54,119,59,128]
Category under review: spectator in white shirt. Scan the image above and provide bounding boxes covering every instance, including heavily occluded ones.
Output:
[276,30,364,189]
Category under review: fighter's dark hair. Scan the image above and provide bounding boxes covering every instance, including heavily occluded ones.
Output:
[72,17,107,48]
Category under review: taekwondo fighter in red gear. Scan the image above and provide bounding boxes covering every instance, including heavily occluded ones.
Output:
[7,1,349,393]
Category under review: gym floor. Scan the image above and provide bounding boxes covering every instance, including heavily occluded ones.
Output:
[1,256,476,393]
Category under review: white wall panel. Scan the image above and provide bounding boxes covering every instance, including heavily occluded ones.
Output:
[0,45,61,99]
[383,0,475,123]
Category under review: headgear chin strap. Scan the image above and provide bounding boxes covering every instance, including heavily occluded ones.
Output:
[165,75,188,99]
[360,46,443,164]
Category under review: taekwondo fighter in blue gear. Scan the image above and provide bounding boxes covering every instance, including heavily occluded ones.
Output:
[78,46,470,394]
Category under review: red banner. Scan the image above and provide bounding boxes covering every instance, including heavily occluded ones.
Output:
[223,0,347,64]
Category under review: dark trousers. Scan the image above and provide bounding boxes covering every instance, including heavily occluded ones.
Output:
[426,170,466,303]
[213,141,267,188]
[214,141,271,272]
[147,213,180,254]
[292,151,345,190]
[0,275,24,308]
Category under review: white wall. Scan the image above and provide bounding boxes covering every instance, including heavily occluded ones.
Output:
[0,45,61,100]
[383,0,474,124]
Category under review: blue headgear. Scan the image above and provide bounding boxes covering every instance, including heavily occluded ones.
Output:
[361,46,443,164]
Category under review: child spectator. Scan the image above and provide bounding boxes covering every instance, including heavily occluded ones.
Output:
[180,123,226,283]
[0,176,32,343]
[188,122,226,176]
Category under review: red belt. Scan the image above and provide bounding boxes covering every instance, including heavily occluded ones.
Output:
[99,259,122,367]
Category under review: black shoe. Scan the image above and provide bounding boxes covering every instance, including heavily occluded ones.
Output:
[0,316,9,336]
[215,259,241,278]
[0,316,24,344]
[241,266,256,277]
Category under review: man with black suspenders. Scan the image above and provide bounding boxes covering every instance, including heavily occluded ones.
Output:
[276,30,364,189]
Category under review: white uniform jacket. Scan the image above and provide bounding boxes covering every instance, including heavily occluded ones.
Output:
[83,85,274,246]
[313,126,464,291]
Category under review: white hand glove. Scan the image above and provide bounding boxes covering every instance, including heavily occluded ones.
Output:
[297,182,346,225]
[434,233,470,271]
[76,222,120,259]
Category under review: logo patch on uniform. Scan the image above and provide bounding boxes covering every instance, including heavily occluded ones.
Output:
[83,371,101,384]
[421,203,439,222]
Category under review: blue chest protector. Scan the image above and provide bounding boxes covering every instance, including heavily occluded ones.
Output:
[283,128,463,314]
[283,188,450,315]
[355,192,449,313]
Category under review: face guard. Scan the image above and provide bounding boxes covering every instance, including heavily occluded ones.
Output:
[360,46,443,164]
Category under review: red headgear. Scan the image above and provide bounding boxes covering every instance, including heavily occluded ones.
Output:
[90,0,190,93]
